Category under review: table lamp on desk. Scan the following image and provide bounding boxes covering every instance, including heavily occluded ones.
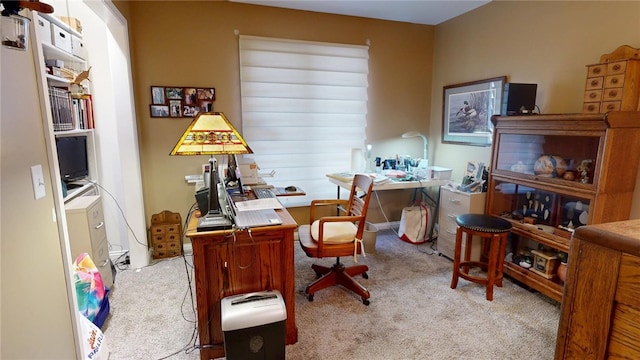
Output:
[170,112,253,231]
[401,131,428,169]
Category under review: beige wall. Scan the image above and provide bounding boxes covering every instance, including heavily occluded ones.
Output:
[430,1,640,217]
[121,1,640,229]
[123,1,435,225]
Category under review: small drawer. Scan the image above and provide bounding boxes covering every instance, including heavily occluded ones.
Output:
[165,224,180,234]
[35,16,51,45]
[583,89,602,103]
[151,225,165,234]
[585,76,603,90]
[165,239,181,250]
[51,23,72,53]
[165,232,180,242]
[603,88,623,101]
[604,74,624,88]
[152,234,165,244]
[582,102,600,113]
[602,101,621,112]
[587,64,606,77]
[606,60,627,75]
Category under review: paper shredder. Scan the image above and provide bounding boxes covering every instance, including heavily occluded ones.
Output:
[221,290,287,360]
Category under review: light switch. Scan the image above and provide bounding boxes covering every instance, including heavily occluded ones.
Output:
[30,165,46,200]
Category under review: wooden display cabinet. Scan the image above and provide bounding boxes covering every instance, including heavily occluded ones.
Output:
[486,111,640,301]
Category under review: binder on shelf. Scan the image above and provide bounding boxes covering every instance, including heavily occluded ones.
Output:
[48,87,74,131]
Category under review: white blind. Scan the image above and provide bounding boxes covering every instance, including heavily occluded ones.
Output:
[239,35,369,206]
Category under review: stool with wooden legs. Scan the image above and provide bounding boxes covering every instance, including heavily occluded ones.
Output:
[450,214,512,301]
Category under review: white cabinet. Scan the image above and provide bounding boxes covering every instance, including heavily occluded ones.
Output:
[65,195,113,288]
[437,186,486,260]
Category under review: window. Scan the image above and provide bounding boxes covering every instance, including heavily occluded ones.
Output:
[239,35,369,206]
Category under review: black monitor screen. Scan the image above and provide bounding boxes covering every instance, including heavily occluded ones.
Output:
[502,83,537,115]
[56,136,89,182]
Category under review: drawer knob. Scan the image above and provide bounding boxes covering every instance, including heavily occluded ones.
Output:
[609,90,617,97]
[589,92,597,99]
[613,64,621,71]
[593,68,601,74]
[606,103,616,110]
[590,79,599,86]
[94,221,104,229]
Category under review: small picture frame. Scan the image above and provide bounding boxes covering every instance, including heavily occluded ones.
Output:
[169,100,182,117]
[184,88,197,105]
[442,76,506,146]
[200,100,213,112]
[150,105,169,117]
[166,87,184,100]
[197,88,215,101]
[151,86,165,104]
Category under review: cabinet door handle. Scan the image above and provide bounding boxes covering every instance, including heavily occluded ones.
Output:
[100,259,109,267]
[95,221,104,229]
[446,230,457,235]
[447,214,457,220]
[448,199,460,204]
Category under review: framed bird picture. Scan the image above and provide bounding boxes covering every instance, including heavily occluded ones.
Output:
[442,76,506,146]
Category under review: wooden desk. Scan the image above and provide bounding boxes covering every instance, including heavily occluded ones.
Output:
[186,208,299,360]
[327,174,449,240]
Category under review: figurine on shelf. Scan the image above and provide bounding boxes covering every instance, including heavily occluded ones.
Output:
[576,159,592,184]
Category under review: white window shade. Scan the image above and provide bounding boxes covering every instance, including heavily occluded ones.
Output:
[239,35,369,206]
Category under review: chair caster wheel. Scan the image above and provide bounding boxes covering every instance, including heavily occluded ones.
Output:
[307,294,314,302]
[362,298,370,306]
[362,272,369,279]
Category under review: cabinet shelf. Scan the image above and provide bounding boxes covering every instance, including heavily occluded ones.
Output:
[503,262,563,302]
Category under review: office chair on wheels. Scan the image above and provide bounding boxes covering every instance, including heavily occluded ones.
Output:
[298,174,374,305]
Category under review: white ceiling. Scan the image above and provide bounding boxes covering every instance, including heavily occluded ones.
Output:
[231,0,491,25]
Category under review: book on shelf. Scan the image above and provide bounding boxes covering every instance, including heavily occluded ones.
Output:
[70,93,95,130]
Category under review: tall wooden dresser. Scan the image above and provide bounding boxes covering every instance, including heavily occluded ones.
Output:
[555,220,640,359]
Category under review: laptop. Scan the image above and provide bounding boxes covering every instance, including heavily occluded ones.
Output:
[228,198,283,229]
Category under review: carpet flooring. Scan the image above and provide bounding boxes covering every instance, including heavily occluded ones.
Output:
[103,228,560,359]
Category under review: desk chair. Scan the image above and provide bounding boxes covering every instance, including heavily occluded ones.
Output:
[298,174,374,305]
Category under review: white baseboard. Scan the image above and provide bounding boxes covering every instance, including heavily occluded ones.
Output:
[372,221,399,230]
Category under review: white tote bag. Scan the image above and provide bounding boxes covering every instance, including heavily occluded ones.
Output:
[398,203,430,244]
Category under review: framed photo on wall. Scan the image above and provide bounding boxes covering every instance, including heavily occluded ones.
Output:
[149,86,215,118]
[442,76,506,146]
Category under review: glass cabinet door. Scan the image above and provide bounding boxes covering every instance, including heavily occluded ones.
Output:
[488,180,592,230]
[494,133,599,185]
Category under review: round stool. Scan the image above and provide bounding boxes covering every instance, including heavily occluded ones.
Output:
[450,214,512,301]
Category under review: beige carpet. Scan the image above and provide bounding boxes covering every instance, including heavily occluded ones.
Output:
[103,229,560,359]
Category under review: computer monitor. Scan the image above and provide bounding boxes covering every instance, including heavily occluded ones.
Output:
[197,158,233,232]
[501,83,537,115]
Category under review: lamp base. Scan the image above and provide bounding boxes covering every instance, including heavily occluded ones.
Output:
[197,213,232,232]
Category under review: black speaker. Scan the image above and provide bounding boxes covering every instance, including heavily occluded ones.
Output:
[195,187,209,214]
[501,83,537,115]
